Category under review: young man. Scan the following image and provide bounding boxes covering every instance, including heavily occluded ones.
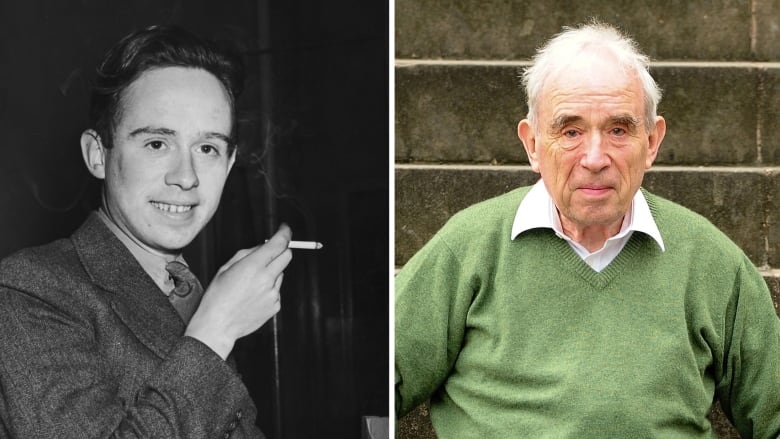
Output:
[395,22,780,438]
[0,25,290,438]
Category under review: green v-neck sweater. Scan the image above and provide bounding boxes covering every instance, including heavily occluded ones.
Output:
[395,186,780,438]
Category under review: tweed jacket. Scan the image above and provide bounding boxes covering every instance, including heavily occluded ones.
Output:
[0,212,264,438]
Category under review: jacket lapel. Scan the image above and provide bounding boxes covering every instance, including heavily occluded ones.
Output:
[72,212,185,359]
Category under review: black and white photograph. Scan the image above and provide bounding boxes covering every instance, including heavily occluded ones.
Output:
[0,1,388,438]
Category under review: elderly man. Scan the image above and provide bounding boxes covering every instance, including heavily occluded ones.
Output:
[0,26,291,438]
[395,22,780,438]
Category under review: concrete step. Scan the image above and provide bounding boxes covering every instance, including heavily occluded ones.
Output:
[395,0,780,61]
[396,61,780,165]
[395,164,780,270]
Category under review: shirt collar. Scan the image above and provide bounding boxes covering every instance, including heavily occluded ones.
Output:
[96,208,183,294]
[511,180,665,251]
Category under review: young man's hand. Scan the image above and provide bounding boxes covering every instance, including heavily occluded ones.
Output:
[185,224,293,359]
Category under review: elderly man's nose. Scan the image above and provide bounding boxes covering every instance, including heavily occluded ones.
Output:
[580,133,610,171]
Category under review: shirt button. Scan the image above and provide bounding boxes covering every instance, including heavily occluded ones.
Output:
[228,421,237,430]
[236,410,243,420]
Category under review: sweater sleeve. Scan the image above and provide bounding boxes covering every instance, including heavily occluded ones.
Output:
[716,256,780,439]
[395,231,478,417]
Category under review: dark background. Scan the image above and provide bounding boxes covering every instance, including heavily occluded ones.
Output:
[0,1,388,438]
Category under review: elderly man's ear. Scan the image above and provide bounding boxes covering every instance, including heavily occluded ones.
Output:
[80,129,106,180]
[646,116,666,169]
[517,119,541,173]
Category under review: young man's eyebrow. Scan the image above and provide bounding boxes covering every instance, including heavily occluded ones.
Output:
[128,126,177,138]
[203,132,232,144]
[128,127,232,144]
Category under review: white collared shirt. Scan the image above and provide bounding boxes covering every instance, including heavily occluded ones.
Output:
[511,180,665,272]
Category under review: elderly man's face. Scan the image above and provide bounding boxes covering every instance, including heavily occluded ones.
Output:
[85,67,235,256]
[518,53,665,234]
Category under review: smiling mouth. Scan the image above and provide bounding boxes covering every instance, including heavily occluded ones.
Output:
[150,201,193,213]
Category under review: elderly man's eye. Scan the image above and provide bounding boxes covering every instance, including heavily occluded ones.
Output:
[610,127,626,136]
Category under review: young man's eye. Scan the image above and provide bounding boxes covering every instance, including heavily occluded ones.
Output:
[145,140,166,150]
[198,144,220,155]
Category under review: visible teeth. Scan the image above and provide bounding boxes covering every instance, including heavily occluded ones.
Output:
[151,202,192,213]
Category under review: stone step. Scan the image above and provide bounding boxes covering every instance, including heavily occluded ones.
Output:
[394,164,780,270]
[765,269,780,300]
[396,61,780,165]
[395,0,780,61]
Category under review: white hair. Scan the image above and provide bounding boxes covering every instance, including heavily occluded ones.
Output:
[521,21,662,129]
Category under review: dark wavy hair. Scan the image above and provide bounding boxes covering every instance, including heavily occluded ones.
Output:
[88,25,245,152]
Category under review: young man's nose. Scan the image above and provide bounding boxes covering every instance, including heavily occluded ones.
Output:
[165,151,199,189]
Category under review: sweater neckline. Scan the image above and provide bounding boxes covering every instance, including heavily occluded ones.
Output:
[552,233,646,289]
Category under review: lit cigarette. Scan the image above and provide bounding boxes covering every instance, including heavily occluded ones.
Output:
[288,240,323,250]
[265,239,323,250]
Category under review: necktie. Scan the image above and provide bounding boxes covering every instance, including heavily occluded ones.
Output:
[165,260,204,324]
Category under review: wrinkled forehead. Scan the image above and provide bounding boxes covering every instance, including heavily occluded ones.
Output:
[538,51,645,119]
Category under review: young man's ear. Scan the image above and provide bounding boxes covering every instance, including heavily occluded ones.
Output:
[80,130,106,179]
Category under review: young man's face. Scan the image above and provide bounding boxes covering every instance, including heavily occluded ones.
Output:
[98,66,235,256]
